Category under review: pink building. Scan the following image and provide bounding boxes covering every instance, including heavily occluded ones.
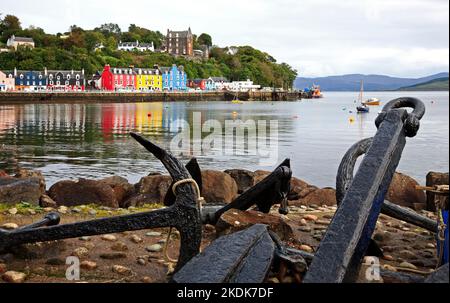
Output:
[0,71,15,91]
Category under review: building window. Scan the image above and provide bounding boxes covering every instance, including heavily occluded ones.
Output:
[76,74,80,80]
[57,81,60,86]
[50,81,53,85]
[65,81,69,85]
[76,81,80,86]
[20,74,24,79]
[39,75,42,79]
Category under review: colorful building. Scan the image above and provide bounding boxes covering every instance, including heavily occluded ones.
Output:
[166,28,193,57]
[160,64,187,91]
[47,69,85,91]
[100,65,136,91]
[0,70,15,91]
[135,67,162,91]
[4,69,47,91]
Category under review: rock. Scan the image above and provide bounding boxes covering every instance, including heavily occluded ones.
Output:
[130,234,143,244]
[8,208,17,215]
[399,261,418,270]
[111,242,128,252]
[100,176,135,207]
[14,169,46,193]
[303,214,318,222]
[202,170,238,203]
[58,206,68,214]
[215,209,294,241]
[123,175,172,207]
[299,244,314,253]
[399,250,417,260]
[316,219,331,225]
[112,265,132,275]
[2,271,26,283]
[204,224,216,232]
[299,187,337,206]
[145,231,162,237]
[382,264,397,272]
[386,172,426,210]
[1,223,19,230]
[0,177,42,205]
[0,170,10,178]
[141,276,152,283]
[426,243,436,249]
[48,178,119,208]
[146,244,162,253]
[80,261,97,270]
[289,177,312,200]
[99,252,127,260]
[79,236,91,241]
[298,226,312,232]
[383,254,395,261]
[253,170,271,184]
[299,218,308,226]
[88,209,97,216]
[39,194,57,208]
[224,169,256,194]
[137,258,146,266]
[426,172,449,211]
[101,234,117,242]
[72,247,89,258]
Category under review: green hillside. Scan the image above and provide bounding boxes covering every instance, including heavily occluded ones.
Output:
[397,77,449,91]
[0,14,297,88]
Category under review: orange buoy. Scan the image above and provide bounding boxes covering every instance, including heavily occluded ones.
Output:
[148,113,152,117]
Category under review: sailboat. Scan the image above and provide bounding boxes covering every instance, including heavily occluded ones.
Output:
[356,80,369,113]
[231,91,243,104]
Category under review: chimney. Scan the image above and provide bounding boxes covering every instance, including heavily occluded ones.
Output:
[82,69,85,75]
[44,67,47,76]
[14,67,17,77]
[71,69,74,74]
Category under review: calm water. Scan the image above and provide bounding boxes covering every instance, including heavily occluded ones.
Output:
[0,91,448,188]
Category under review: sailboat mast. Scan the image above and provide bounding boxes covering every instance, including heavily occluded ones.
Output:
[359,80,364,103]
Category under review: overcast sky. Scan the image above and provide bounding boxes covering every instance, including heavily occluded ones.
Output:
[2,0,449,77]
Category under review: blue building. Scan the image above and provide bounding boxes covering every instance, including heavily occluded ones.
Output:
[5,68,47,91]
[160,64,187,91]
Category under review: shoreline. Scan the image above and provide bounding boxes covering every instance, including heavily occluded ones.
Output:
[0,91,307,104]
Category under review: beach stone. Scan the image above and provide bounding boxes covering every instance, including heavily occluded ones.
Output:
[39,194,57,208]
[299,218,308,226]
[303,214,318,222]
[58,206,68,214]
[101,234,117,242]
[298,226,312,232]
[425,171,449,211]
[383,254,395,261]
[146,231,162,237]
[141,276,152,283]
[100,252,127,260]
[0,177,42,205]
[253,170,271,184]
[80,261,97,270]
[382,264,397,272]
[426,243,436,249]
[224,169,256,193]
[298,187,337,206]
[123,175,172,207]
[316,219,331,225]
[399,261,418,270]
[299,244,314,253]
[0,263,6,274]
[137,258,146,266]
[14,169,46,193]
[1,222,19,230]
[399,250,417,259]
[130,234,143,243]
[386,172,426,210]
[112,265,132,275]
[48,178,119,208]
[2,271,26,283]
[202,170,238,203]
[8,208,17,215]
[288,177,312,200]
[79,236,91,241]
[72,247,89,258]
[146,244,162,253]
[100,176,135,207]
[111,242,128,252]
[215,209,294,240]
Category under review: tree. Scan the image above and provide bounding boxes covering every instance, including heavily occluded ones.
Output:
[95,23,121,37]
[197,33,212,47]
[0,14,22,42]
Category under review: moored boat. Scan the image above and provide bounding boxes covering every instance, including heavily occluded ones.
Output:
[362,98,381,106]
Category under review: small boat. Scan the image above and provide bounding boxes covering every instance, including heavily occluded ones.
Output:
[357,105,370,113]
[355,80,370,113]
[311,84,323,98]
[362,98,381,106]
[232,99,243,104]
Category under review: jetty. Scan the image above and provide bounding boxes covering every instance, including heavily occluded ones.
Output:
[0,91,309,104]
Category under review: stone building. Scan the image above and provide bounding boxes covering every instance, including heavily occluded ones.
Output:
[166,28,193,57]
[6,35,35,50]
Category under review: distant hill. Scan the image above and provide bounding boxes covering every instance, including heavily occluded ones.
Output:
[397,77,449,91]
[295,72,449,91]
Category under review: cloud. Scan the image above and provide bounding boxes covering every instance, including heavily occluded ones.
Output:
[1,0,448,77]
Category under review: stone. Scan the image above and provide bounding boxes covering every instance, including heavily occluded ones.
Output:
[2,271,26,283]
[48,178,120,208]
[101,234,117,242]
[253,170,271,184]
[399,261,418,270]
[80,261,97,270]
[316,219,331,225]
[299,244,314,253]
[137,258,146,265]
[100,176,135,207]
[288,177,312,200]
[425,171,449,211]
[112,265,132,275]
[298,226,312,232]
[299,218,308,226]
[216,209,294,241]
[123,175,172,207]
[298,187,337,206]
[204,224,216,232]
[0,177,45,205]
[399,250,417,260]
[146,244,162,253]
[1,223,19,230]
[130,234,143,244]
[58,206,68,214]
[383,254,395,261]
[224,169,256,193]
[8,208,17,215]
[145,231,162,237]
[79,236,91,241]
[386,172,426,210]
[111,242,128,252]
[88,209,97,216]
[39,194,57,208]
[201,170,238,203]
[303,214,318,222]
[0,263,6,274]
[99,252,127,259]
[141,276,152,283]
[14,169,46,193]
[426,243,436,249]
[72,247,89,258]
[382,264,397,272]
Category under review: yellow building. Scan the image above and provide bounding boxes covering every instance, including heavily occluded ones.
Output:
[135,68,162,91]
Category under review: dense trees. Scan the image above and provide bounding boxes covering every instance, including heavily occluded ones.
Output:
[0,14,297,88]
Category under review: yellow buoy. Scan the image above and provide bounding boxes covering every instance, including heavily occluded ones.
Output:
[349,116,355,123]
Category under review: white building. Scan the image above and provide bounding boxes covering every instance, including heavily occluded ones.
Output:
[118,40,154,52]
[228,79,261,92]
[6,35,35,50]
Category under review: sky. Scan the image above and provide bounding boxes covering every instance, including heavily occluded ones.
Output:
[1,0,449,78]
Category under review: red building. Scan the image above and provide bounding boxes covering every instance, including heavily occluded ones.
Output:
[187,79,206,90]
[100,65,136,91]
